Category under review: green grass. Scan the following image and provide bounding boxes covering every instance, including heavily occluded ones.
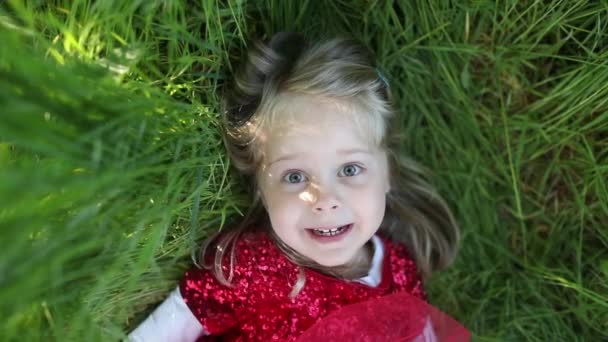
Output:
[1,0,607,340]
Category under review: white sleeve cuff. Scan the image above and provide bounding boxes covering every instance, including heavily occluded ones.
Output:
[128,287,206,342]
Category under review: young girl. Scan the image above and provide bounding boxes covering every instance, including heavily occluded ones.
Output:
[129,32,469,341]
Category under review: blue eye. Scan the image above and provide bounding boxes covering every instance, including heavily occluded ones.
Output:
[339,164,362,177]
[283,171,307,184]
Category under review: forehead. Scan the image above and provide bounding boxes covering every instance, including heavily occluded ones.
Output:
[260,93,381,150]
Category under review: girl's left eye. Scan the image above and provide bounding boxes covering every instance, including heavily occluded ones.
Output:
[283,171,308,184]
[339,164,362,177]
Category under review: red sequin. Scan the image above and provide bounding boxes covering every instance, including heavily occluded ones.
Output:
[180,232,425,341]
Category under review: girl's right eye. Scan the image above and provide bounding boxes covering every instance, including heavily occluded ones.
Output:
[282,171,308,184]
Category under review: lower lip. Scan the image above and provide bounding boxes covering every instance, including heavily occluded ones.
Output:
[306,224,353,243]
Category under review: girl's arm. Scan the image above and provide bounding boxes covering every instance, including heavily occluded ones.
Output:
[128,287,206,342]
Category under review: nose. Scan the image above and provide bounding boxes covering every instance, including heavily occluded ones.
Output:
[310,183,341,213]
[314,200,339,212]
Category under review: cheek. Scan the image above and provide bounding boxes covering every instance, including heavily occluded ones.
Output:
[262,188,300,225]
[347,173,386,196]
[263,185,289,208]
[349,178,387,220]
[356,187,386,212]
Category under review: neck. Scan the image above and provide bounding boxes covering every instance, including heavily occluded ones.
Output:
[336,239,375,279]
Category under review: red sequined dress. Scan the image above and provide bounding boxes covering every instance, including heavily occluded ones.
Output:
[179,231,456,341]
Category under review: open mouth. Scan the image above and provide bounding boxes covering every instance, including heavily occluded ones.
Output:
[308,223,353,237]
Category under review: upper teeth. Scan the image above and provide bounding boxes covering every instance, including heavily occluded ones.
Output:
[314,227,341,233]
[311,225,349,236]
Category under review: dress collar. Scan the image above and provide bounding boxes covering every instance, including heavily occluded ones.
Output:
[354,235,384,287]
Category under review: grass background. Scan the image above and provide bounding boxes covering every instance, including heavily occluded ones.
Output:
[1,0,607,340]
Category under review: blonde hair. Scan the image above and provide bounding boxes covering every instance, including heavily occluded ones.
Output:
[200,32,460,292]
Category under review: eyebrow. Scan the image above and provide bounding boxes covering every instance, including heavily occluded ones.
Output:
[268,148,372,166]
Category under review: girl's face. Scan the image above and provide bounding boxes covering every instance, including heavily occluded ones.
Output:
[256,94,390,268]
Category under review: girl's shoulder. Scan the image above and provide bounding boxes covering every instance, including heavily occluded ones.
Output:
[235,230,300,276]
[182,229,295,289]
[377,233,416,261]
[377,234,426,300]
[179,230,298,334]
[234,230,277,252]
